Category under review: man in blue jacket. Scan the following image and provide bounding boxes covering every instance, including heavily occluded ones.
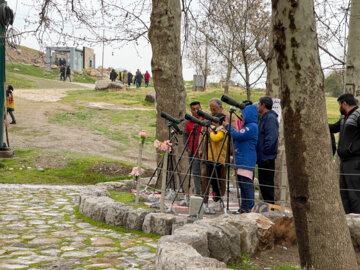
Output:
[256,96,279,204]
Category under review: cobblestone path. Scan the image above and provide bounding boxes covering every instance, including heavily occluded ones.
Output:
[0,185,157,270]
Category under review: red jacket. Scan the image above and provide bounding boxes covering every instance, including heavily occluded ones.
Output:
[144,72,150,82]
[185,120,202,154]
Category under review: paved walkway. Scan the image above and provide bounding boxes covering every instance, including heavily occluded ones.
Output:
[0,184,157,270]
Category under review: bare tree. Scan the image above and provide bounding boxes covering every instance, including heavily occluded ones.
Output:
[199,0,270,98]
[272,0,358,268]
[185,24,212,90]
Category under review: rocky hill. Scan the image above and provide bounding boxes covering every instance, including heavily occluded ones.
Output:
[6,45,46,66]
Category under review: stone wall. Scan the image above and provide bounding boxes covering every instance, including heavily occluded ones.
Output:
[78,183,360,270]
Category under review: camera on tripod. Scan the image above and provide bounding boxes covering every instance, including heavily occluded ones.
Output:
[161,112,183,134]
[197,110,224,124]
[185,113,211,127]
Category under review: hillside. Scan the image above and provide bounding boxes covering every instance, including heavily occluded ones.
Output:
[6,45,46,66]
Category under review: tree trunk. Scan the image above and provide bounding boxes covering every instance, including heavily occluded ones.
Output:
[242,45,251,100]
[345,0,360,98]
[203,36,209,90]
[224,49,233,95]
[272,0,357,269]
[266,13,285,204]
[149,0,187,190]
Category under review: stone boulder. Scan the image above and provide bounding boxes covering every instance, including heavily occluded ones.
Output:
[73,69,83,75]
[195,217,242,263]
[347,214,360,251]
[79,196,114,222]
[242,213,274,251]
[171,223,210,256]
[156,241,227,270]
[80,186,110,198]
[124,208,153,230]
[142,213,177,236]
[220,214,259,255]
[171,217,188,234]
[104,203,133,226]
[145,92,156,103]
[96,180,135,192]
[88,69,101,77]
[95,80,124,90]
[51,64,58,69]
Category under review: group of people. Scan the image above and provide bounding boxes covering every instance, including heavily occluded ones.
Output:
[59,64,71,82]
[110,69,151,88]
[183,97,279,213]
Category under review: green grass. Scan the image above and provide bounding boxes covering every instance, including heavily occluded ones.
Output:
[6,72,35,88]
[74,205,160,240]
[6,63,59,79]
[109,190,151,209]
[0,149,133,185]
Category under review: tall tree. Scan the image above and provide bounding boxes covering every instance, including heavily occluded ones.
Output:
[345,0,360,97]
[272,0,357,268]
[185,26,212,90]
[201,0,270,99]
[149,0,187,189]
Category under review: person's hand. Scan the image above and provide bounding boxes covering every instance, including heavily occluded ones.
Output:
[198,150,203,158]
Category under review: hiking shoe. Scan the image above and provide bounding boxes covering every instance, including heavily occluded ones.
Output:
[10,121,16,124]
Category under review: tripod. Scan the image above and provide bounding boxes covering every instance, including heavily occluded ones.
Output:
[197,108,242,215]
[168,121,220,214]
[142,122,182,193]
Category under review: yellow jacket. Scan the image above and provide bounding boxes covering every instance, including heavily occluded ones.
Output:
[207,127,227,164]
[6,89,14,109]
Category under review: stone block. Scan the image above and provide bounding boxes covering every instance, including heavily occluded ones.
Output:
[171,224,210,256]
[124,208,152,230]
[104,203,132,226]
[347,214,360,251]
[195,217,241,263]
[142,213,176,235]
[96,180,135,192]
[80,186,110,198]
[79,196,114,222]
[156,241,227,270]
[171,216,188,234]
[145,92,156,103]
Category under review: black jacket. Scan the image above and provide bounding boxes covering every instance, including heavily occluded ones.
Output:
[330,106,360,161]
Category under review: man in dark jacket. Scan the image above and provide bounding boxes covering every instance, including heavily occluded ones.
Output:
[65,65,71,82]
[256,96,279,204]
[127,72,133,87]
[330,93,360,213]
[135,69,143,88]
[110,69,117,82]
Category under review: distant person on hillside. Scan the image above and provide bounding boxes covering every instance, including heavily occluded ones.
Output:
[144,70,150,87]
[6,85,16,124]
[135,69,143,88]
[65,65,72,82]
[60,66,65,81]
[110,69,117,82]
[63,58,67,66]
[127,72,133,87]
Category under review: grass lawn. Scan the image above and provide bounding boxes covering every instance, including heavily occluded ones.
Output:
[6,63,96,88]
[0,149,135,185]
[109,190,151,209]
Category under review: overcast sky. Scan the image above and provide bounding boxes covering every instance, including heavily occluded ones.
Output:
[7,0,346,86]
[7,0,196,80]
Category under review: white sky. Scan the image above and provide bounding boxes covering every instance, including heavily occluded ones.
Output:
[7,0,346,85]
[7,0,196,80]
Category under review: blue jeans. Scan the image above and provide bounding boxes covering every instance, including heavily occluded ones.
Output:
[145,81,149,87]
[237,175,254,212]
[136,81,141,88]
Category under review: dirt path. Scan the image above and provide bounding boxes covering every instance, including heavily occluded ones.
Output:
[7,83,156,168]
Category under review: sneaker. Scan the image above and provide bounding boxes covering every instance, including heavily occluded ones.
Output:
[232,208,249,215]
[10,121,16,124]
